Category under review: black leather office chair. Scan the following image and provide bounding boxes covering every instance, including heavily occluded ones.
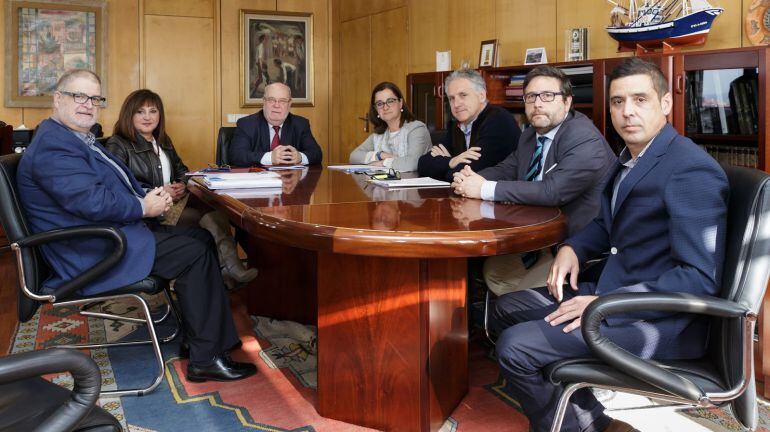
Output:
[0,348,121,432]
[546,165,770,432]
[216,126,236,166]
[0,153,180,397]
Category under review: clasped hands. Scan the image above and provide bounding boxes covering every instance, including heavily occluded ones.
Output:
[451,165,485,198]
[271,145,302,165]
[545,245,598,333]
[143,187,173,218]
[163,182,187,202]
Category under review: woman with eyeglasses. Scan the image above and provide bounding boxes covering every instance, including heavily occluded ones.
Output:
[349,82,431,172]
[105,89,258,288]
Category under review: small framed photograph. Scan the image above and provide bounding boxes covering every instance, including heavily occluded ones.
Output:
[565,28,589,61]
[478,39,497,68]
[524,47,547,65]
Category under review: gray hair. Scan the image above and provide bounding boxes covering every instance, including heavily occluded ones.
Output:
[444,68,486,93]
[55,69,101,91]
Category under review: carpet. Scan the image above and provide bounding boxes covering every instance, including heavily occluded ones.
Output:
[10,295,770,432]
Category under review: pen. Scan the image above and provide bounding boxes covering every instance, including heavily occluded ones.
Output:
[544,163,558,175]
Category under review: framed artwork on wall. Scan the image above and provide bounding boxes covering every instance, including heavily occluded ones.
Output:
[4,0,107,108]
[478,39,497,68]
[240,10,313,107]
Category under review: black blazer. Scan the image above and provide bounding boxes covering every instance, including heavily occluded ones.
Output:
[417,104,519,181]
[228,111,322,167]
[104,134,189,190]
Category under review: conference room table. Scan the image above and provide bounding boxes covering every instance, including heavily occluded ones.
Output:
[188,166,567,432]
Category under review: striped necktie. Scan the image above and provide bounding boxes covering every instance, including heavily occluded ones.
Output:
[521,136,548,269]
[526,136,547,181]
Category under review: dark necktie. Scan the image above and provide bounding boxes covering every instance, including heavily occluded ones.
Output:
[526,136,547,181]
[521,136,548,269]
[270,125,281,150]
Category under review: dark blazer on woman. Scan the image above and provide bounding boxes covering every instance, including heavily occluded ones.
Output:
[417,104,520,181]
[228,111,322,167]
[105,134,189,190]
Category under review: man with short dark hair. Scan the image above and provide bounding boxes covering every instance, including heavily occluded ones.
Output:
[17,69,257,383]
[492,58,729,432]
[229,82,322,167]
[452,65,614,299]
[417,68,519,181]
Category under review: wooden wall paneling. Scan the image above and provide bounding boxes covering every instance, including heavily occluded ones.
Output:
[143,0,214,18]
[218,0,281,129]
[496,0,556,67]
[102,0,141,136]
[556,0,625,62]
[331,0,343,164]
[337,16,371,164]
[0,3,22,127]
[408,0,449,73]
[280,0,331,165]
[337,0,406,23]
[447,0,496,68]
[697,0,742,50]
[144,15,216,170]
[371,7,409,94]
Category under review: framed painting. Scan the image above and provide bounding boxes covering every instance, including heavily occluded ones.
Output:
[240,10,313,107]
[478,39,497,68]
[4,0,107,108]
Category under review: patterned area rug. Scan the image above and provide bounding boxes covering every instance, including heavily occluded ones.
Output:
[10,295,770,432]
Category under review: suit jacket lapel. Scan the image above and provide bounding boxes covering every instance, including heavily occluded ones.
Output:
[281,114,294,147]
[258,111,271,152]
[517,128,537,180]
[611,124,674,217]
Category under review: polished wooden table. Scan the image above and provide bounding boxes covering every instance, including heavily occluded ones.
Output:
[189,167,566,432]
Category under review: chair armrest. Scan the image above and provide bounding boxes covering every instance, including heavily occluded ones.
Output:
[14,225,125,300]
[581,293,750,402]
[0,349,101,432]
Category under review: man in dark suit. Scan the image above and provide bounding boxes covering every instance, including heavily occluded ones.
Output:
[417,68,519,181]
[16,69,256,383]
[228,82,322,167]
[451,65,615,300]
[492,58,729,432]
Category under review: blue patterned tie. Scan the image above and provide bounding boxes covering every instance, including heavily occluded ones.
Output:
[526,136,547,181]
[521,136,548,269]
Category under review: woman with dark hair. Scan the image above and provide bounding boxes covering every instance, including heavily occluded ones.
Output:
[105,89,257,287]
[349,81,431,172]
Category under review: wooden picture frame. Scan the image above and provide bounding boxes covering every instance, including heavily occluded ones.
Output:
[4,0,107,108]
[240,10,313,107]
[478,39,497,68]
[524,47,547,65]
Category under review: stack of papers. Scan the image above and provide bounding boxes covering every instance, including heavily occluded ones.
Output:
[327,164,389,173]
[369,177,450,189]
[203,172,282,189]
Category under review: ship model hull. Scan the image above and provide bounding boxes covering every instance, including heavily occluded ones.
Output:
[607,7,723,51]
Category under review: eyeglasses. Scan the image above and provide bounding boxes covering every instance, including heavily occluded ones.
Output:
[374,98,399,109]
[59,91,107,106]
[264,97,291,106]
[368,168,401,180]
[523,91,564,104]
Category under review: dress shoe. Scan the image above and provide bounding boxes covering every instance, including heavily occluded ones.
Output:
[603,419,637,432]
[186,354,257,382]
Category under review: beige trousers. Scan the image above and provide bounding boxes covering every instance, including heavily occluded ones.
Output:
[482,249,554,296]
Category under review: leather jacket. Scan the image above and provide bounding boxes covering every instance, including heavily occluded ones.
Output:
[104,134,189,189]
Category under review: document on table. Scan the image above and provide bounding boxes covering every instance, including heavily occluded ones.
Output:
[203,172,282,189]
[369,177,450,189]
[267,165,306,171]
[327,164,389,173]
[216,187,283,198]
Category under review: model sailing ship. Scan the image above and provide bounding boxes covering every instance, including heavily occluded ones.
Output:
[606,0,723,50]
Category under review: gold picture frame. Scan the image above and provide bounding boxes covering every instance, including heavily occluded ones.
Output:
[239,10,313,107]
[4,0,107,108]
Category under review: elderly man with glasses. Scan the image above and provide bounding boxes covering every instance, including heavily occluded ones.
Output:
[229,82,322,167]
